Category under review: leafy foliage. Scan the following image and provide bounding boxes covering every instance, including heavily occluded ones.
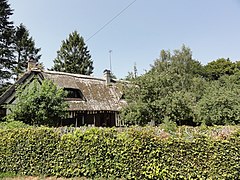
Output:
[52,31,93,75]
[195,81,240,125]
[122,45,240,126]
[5,79,68,126]
[203,58,236,80]
[0,172,17,178]
[0,126,239,179]
[125,62,138,80]
[121,45,203,125]
[0,120,30,130]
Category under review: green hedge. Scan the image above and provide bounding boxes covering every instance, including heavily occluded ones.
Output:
[0,127,239,179]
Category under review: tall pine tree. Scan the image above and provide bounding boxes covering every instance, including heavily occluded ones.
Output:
[0,0,16,95]
[52,31,93,75]
[13,23,41,77]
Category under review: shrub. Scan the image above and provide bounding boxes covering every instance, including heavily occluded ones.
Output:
[5,79,68,126]
[195,83,240,125]
[0,120,30,130]
[0,126,239,179]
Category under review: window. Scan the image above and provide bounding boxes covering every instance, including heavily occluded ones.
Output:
[120,94,125,100]
[64,88,85,101]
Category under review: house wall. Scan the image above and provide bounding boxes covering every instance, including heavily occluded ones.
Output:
[0,70,125,127]
[84,112,116,127]
[4,74,42,116]
[0,107,6,120]
[64,111,117,127]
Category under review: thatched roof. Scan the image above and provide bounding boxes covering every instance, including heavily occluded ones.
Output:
[0,70,127,112]
[0,71,35,104]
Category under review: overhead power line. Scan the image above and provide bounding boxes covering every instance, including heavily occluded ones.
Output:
[86,0,137,42]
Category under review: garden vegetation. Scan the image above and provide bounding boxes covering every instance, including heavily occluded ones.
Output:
[121,45,240,126]
[5,79,68,126]
[0,126,239,179]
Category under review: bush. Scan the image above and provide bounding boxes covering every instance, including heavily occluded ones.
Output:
[0,172,17,178]
[195,82,240,125]
[0,120,30,130]
[0,126,239,179]
[5,79,68,126]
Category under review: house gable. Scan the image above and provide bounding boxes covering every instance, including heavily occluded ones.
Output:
[0,70,127,127]
[0,71,43,105]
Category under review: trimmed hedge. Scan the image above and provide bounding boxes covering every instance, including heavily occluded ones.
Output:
[0,127,239,179]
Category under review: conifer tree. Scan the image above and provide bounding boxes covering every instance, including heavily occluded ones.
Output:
[52,31,93,75]
[0,0,15,94]
[13,23,41,77]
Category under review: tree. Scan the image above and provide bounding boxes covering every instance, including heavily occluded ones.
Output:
[125,62,138,80]
[13,23,41,77]
[195,81,240,125]
[121,45,204,125]
[52,31,93,75]
[0,0,15,95]
[203,58,236,80]
[6,79,68,126]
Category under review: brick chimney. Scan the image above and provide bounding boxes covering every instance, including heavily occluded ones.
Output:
[27,58,37,71]
[103,69,111,84]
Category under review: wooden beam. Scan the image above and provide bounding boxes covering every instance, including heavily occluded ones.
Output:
[82,115,84,125]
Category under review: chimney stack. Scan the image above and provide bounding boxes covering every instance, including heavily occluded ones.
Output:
[103,69,111,84]
[27,58,37,71]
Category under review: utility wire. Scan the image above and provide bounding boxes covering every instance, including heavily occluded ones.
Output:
[86,0,137,42]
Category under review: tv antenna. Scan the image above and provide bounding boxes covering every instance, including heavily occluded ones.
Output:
[109,50,112,72]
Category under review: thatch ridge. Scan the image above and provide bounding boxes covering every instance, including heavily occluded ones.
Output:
[41,70,106,82]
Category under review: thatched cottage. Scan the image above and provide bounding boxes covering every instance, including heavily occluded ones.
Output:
[0,65,127,127]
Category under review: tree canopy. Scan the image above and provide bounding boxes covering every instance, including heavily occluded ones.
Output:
[0,0,41,95]
[6,79,68,126]
[121,45,202,125]
[203,58,236,80]
[195,80,240,125]
[52,31,93,75]
[121,45,240,126]
[13,23,41,77]
[0,0,15,95]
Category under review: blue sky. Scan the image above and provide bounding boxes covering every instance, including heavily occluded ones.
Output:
[9,0,240,78]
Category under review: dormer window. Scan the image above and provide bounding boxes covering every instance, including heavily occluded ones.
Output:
[64,88,85,101]
[120,93,125,100]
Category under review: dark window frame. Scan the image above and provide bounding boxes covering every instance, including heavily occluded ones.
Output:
[64,88,86,101]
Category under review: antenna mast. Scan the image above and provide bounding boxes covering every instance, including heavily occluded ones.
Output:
[109,50,112,72]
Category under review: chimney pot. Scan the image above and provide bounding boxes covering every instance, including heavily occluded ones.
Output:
[103,69,111,84]
[27,58,37,71]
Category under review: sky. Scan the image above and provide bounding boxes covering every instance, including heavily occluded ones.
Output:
[8,0,240,78]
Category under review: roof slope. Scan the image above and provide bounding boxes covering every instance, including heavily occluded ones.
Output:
[0,71,36,104]
[0,70,127,111]
[42,71,127,111]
